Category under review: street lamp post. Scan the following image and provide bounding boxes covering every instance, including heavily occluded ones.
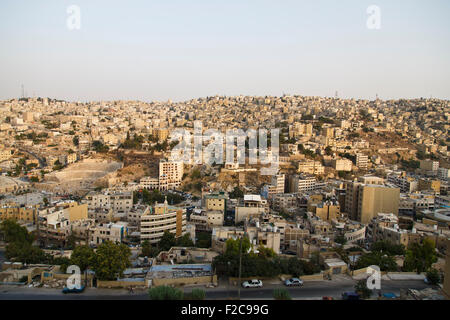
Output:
[238,238,242,299]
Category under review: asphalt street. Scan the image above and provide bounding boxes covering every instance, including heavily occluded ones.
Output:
[0,279,432,300]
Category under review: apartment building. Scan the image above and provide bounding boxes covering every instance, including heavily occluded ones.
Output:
[140,199,186,244]
[297,160,325,175]
[204,191,228,213]
[289,175,325,194]
[84,191,133,213]
[272,193,298,212]
[387,173,418,193]
[0,148,13,162]
[0,204,37,223]
[418,179,441,193]
[189,209,223,232]
[90,222,127,245]
[308,200,341,222]
[234,195,268,223]
[37,202,88,244]
[437,168,449,181]
[332,158,353,172]
[356,153,368,170]
[420,160,439,172]
[159,159,184,189]
[345,181,400,224]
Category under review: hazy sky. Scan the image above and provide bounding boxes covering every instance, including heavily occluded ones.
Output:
[0,0,449,102]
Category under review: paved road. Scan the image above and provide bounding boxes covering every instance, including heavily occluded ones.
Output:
[0,280,432,300]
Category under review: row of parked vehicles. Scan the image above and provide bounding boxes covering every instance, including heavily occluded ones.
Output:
[242,278,304,288]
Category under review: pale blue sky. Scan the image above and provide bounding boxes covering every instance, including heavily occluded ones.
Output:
[0,0,449,102]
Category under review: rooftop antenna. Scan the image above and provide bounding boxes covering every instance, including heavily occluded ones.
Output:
[21,84,25,99]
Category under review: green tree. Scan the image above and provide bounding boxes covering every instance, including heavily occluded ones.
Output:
[158,231,176,251]
[149,285,184,300]
[91,241,131,281]
[1,220,33,244]
[70,245,95,272]
[403,239,437,273]
[355,252,398,271]
[355,279,372,299]
[176,234,194,247]
[229,186,244,199]
[371,240,405,256]
[335,235,347,245]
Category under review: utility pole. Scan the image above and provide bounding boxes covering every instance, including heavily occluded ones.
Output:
[238,237,242,300]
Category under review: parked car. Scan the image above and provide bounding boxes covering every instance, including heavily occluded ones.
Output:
[62,285,85,294]
[285,278,304,287]
[341,292,360,300]
[382,293,397,299]
[242,279,263,288]
[424,277,431,284]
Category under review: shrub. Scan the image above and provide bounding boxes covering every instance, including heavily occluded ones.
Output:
[148,286,184,300]
[426,268,440,285]
[185,288,206,300]
[273,288,291,300]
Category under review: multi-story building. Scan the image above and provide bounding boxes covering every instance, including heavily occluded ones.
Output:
[234,195,268,223]
[38,202,89,245]
[90,222,128,246]
[297,160,325,175]
[345,181,400,224]
[437,168,450,181]
[332,158,353,172]
[420,160,439,172]
[308,200,341,222]
[0,204,38,223]
[140,199,186,244]
[418,179,441,193]
[0,148,13,162]
[83,191,133,213]
[387,173,418,193]
[272,193,298,212]
[159,159,184,189]
[189,209,223,232]
[203,191,228,214]
[356,153,368,170]
[289,175,325,194]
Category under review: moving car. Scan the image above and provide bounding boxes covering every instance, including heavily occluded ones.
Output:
[62,285,85,294]
[242,279,263,288]
[322,296,334,300]
[285,278,304,287]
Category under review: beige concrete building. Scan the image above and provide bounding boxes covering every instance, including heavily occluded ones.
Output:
[345,181,400,224]
[204,192,228,213]
[84,191,133,213]
[420,160,439,172]
[0,148,13,162]
[308,201,341,222]
[418,179,441,193]
[297,160,325,175]
[159,159,184,189]
[332,158,353,172]
[235,195,268,223]
[356,153,368,170]
[0,204,37,223]
[140,199,186,244]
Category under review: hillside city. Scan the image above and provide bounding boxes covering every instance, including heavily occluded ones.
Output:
[0,95,449,300]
